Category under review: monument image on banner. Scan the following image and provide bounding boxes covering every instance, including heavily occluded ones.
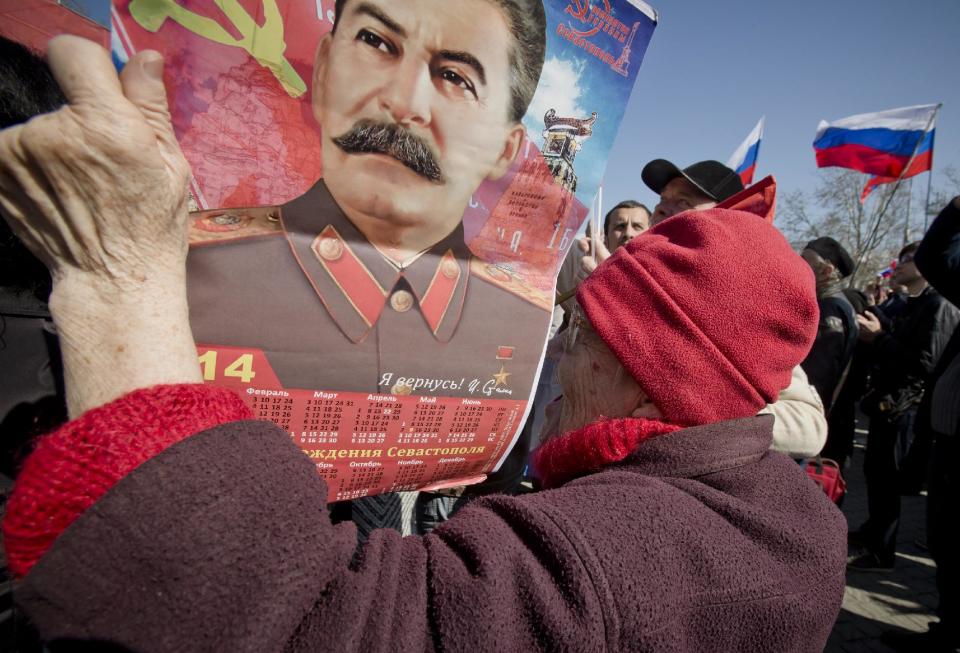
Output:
[111,0,657,501]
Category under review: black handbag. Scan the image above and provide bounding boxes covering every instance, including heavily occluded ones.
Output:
[860,384,924,421]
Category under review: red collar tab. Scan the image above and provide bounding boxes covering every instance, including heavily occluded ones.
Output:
[419,249,462,334]
[311,225,387,328]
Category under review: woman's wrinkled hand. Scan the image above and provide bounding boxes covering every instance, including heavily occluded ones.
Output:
[0,36,201,416]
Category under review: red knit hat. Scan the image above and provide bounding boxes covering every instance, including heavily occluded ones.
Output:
[576,206,817,426]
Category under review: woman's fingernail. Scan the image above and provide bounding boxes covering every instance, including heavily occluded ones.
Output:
[141,53,164,80]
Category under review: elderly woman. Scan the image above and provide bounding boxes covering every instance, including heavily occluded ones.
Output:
[0,38,845,651]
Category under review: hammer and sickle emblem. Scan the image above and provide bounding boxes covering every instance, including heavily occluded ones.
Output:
[563,0,612,38]
[128,0,307,98]
[564,0,590,21]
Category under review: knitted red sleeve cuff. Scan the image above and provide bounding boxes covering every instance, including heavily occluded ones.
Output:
[2,384,253,578]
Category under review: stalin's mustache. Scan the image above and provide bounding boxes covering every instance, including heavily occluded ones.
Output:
[332,120,444,184]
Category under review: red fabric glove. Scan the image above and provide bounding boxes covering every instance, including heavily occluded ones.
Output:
[3,384,253,578]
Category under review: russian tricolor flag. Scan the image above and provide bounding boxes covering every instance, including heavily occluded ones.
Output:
[813,104,939,179]
[727,117,764,186]
[859,124,938,201]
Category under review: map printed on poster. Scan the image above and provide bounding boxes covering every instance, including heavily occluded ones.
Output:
[111,0,657,502]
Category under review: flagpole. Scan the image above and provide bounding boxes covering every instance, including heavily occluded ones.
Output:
[923,127,938,232]
[904,176,913,245]
[590,185,603,259]
[851,103,941,280]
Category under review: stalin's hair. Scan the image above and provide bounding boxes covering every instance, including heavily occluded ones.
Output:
[332,0,546,123]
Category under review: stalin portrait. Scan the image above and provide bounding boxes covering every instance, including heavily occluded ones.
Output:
[186,0,552,398]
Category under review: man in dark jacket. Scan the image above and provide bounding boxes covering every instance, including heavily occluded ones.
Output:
[849,240,960,571]
[883,196,960,651]
[800,237,859,412]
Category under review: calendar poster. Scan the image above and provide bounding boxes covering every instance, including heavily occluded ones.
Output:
[112,0,657,501]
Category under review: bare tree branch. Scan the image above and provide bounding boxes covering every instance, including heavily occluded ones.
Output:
[776,169,918,288]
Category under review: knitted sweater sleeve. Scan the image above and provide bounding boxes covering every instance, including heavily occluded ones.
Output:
[2,383,253,577]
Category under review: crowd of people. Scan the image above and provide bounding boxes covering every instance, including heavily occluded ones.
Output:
[0,5,958,651]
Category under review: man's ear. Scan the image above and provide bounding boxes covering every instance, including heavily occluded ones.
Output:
[311,34,333,126]
[603,220,615,251]
[486,123,526,181]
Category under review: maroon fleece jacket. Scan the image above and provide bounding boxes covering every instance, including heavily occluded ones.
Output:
[11,409,846,651]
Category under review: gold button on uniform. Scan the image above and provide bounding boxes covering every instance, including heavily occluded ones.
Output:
[390,290,414,312]
[316,237,343,261]
[441,258,459,279]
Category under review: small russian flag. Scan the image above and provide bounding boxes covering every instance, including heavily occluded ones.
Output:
[726,118,764,186]
[813,104,939,179]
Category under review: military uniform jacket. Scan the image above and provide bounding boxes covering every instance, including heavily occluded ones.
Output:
[801,291,858,411]
[186,180,552,399]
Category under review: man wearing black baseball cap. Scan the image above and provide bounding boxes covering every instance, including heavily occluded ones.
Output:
[642,159,744,226]
[800,237,859,412]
